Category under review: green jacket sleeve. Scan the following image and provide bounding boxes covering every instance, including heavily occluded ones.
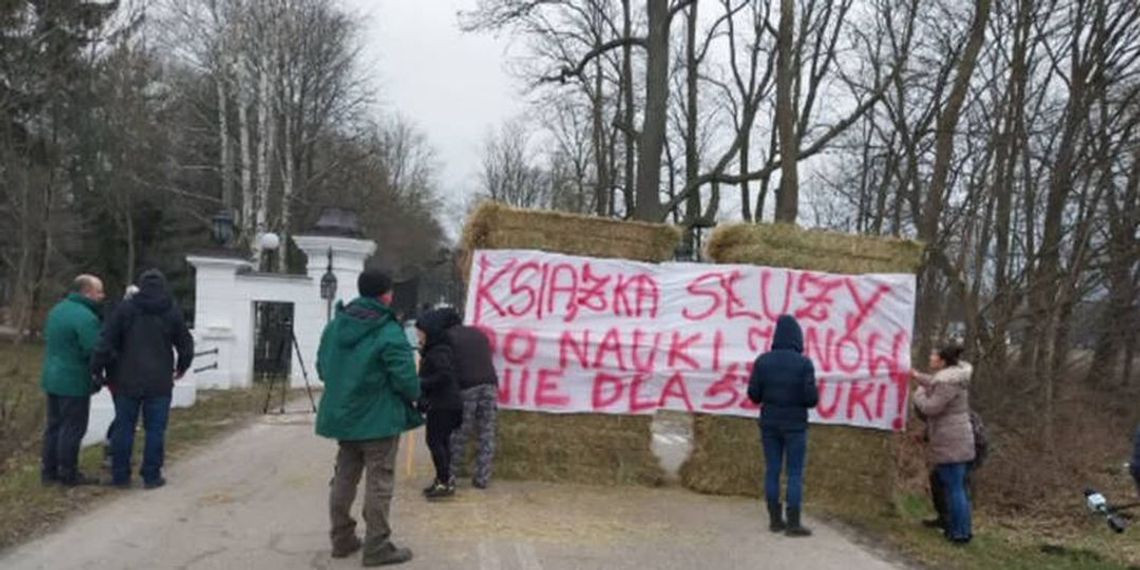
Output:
[76,311,101,361]
[316,323,332,384]
[382,338,420,404]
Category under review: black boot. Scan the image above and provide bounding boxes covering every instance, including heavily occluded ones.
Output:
[785,508,812,537]
[424,479,455,500]
[767,501,786,533]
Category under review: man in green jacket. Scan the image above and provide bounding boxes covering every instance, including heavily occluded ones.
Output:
[40,274,106,487]
[316,269,422,567]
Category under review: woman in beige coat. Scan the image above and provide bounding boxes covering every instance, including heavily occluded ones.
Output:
[912,345,975,544]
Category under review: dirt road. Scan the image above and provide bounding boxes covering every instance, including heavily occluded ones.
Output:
[1,409,906,570]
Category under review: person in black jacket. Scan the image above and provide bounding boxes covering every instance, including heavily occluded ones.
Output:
[747,315,820,537]
[92,269,194,489]
[444,310,499,489]
[102,284,140,472]
[414,309,464,499]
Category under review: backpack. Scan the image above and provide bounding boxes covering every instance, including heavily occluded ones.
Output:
[969,410,989,469]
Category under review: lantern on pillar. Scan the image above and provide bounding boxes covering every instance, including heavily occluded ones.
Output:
[211,210,235,248]
[320,248,337,321]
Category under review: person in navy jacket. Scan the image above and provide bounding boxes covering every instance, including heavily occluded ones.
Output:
[748,315,819,537]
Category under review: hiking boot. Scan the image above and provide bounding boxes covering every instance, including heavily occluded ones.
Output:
[363,545,413,566]
[331,535,362,559]
[424,480,455,500]
[60,473,101,487]
[785,508,813,537]
[144,477,167,490]
[472,479,488,490]
[767,501,786,533]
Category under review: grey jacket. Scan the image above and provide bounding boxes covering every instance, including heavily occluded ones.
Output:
[914,362,976,465]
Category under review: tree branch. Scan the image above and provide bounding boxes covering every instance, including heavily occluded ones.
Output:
[669,0,699,23]
[658,64,899,219]
[538,37,648,84]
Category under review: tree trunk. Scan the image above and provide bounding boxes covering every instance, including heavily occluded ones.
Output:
[740,129,751,221]
[1028,57,1093,419]
[254,48,276,264]
[280,95,294,273]
[631,0,670,222]
[621,0,636,216]
[683,1,700,241]
[989,0,1032,372]
[217,53,233,212]
[592,55,608,216]
[125,199,136,283]
[773,0,798,223]
[237,46,254,250]
[915,0,992,359]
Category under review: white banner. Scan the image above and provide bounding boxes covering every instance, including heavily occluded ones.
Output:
[464,249,916,431]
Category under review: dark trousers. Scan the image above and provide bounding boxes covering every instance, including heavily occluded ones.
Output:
[426,409,462,483]
[330,437,400,557]
[41,394,91,483]
[936,462,973,540]
[930,465,975,526]
[103,416,118,463]
[111,395,171,485]
[761,426,808,510]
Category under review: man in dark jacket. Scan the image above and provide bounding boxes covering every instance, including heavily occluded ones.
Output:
[445,310,499,489]
[40,274,105,486]
[91,269,194,490]
[316,270,421,566]
[414,309,464,499]
[747,315,819,537]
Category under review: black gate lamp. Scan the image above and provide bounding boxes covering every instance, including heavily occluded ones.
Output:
[320,248,337,300]
[320,248,337,319]
[212,210,235,247]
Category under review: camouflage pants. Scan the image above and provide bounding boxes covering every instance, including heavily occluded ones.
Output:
[450,384,498,486]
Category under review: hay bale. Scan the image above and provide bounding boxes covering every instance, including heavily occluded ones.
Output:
[680,417,896,515]
[458,201,681,281]
[457,202,677,487]
[494,411,665,486]
[681,223,922,512]
[705,223,924,275]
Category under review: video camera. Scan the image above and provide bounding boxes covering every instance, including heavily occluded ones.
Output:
[1085,489,1129,533]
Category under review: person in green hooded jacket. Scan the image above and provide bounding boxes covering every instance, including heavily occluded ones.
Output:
[316,269,422,567]
[40,274,106,487]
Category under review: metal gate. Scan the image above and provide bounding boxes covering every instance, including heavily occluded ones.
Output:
[253,301,294,382]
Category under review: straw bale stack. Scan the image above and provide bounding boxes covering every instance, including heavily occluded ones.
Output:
[680,223,922,513]
[457,202,680,486]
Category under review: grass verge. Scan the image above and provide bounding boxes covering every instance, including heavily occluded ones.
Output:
[817,493,1140,570]
[0,340,275,552]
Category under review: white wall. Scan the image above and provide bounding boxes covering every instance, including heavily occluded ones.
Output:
[82,235,375,447]
[185,234,377,391]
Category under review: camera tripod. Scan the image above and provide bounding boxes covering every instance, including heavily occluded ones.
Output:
[261,322,318,415]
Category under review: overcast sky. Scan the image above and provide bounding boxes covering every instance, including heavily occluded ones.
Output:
[343,0,523,212]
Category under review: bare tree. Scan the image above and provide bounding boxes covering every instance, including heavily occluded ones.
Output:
[479,118,552,209]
